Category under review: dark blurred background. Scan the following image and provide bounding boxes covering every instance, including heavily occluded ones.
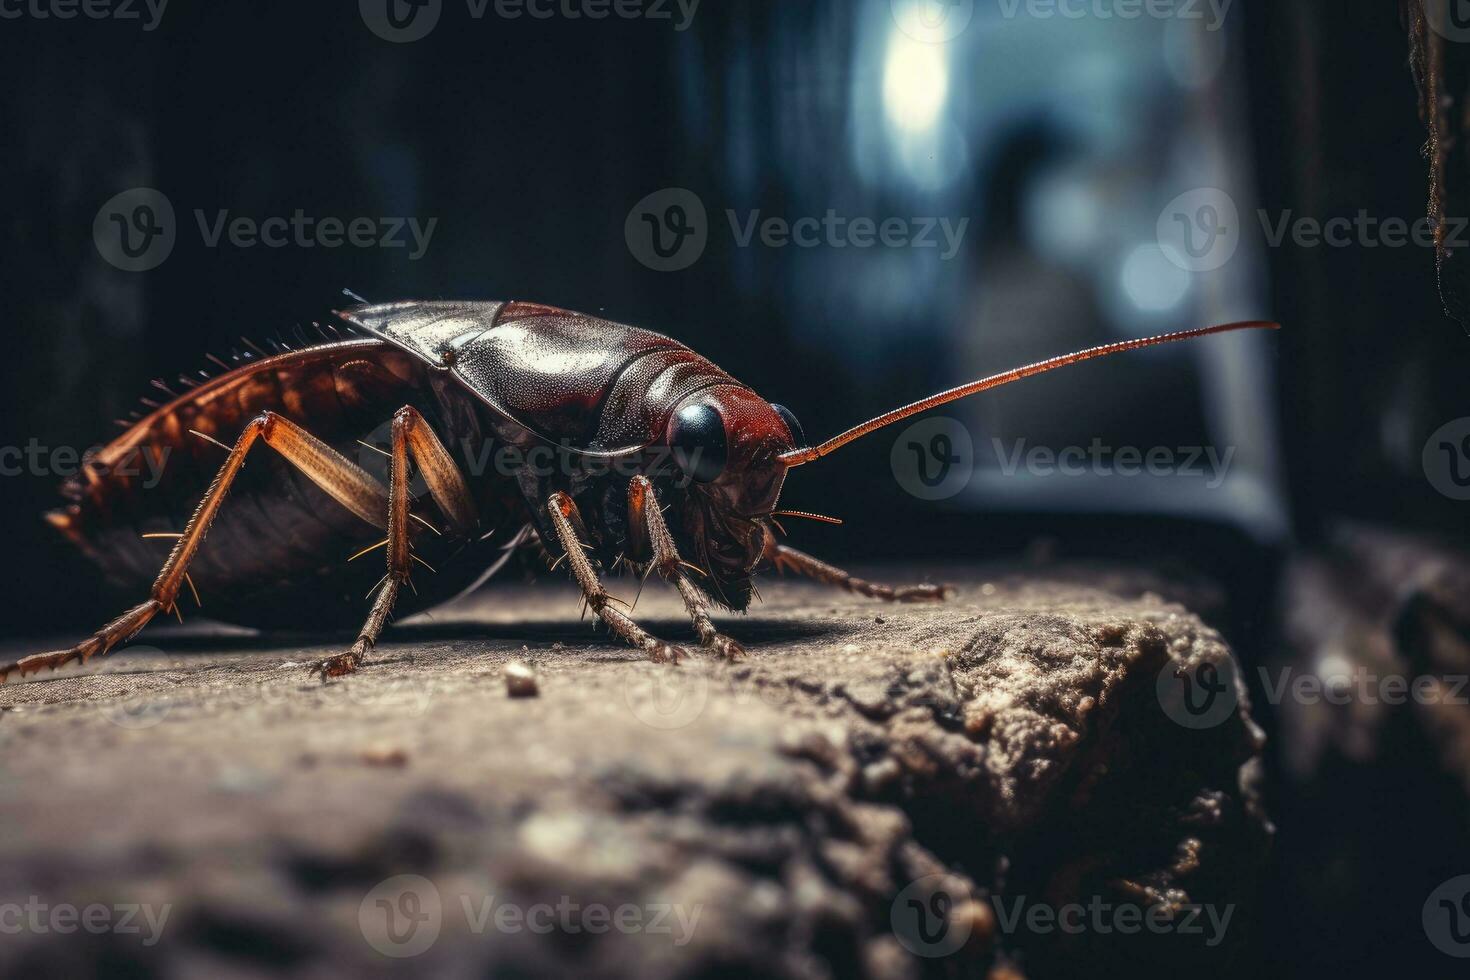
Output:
[2,1,1469,976]
[3,0,1292,621]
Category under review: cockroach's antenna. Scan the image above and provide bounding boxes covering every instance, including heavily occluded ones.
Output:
[777,321,1280,467]
[770,510,844,526]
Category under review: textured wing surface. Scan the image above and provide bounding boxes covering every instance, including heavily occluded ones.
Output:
[343,300,701,449]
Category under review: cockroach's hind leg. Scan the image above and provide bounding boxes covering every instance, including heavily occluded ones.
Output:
[766,542,952,603]
[628,476,746,661]
[4,408,399,686]
[546,491,690,665]
[0,600,162,684]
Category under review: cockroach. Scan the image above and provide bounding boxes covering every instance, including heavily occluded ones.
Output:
[0,301,1278,682]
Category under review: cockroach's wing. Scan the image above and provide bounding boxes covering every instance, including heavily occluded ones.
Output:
[339,300,705,456]
[341,300,506,368]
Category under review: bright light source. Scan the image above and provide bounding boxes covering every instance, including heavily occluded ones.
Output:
[883,35,948,134]
[1121,244,1191,312]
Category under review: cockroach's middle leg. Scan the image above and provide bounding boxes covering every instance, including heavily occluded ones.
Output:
[546,492,688,664]
[320,406,479,678]
[764,541,950,602]
[628,475,745,661]
[0,412,391,685]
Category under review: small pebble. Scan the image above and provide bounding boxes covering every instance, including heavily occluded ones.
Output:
[504,660,539,698]
[361,747,409,768]
[862,757,902,793]
[874,616,886,625]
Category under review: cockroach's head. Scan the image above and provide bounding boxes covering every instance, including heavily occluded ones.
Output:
[640,320,1280,612]
[660,384,802,609]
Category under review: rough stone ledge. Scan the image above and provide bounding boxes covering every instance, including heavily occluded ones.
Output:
[0,567,1269,979]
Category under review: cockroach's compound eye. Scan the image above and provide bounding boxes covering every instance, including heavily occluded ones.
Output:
[667,402,728,482]
[771,403,804,447]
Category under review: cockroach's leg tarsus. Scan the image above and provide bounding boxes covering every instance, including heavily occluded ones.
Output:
[628,475,745,661]
[546,491,688,664]
[0,411,391,685]
[0,600,163,685]
[320,406,480,679]
[765,541,951,603]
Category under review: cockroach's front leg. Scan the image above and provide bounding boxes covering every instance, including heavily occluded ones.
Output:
[545,492,688,664]
[320,406,480,679]
[627,476,745,661]
[764,541,951,602]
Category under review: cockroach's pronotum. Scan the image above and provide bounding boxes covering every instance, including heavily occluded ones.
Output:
[1,301,1278,682]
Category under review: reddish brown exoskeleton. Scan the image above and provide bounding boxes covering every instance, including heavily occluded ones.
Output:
[1,301,1277,682]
